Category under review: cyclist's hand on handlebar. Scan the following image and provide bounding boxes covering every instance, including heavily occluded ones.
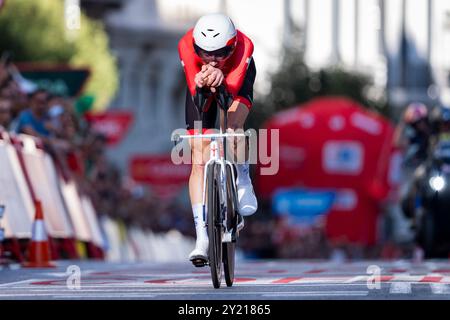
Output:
[209,71,224,89]
[195,71,206,88]
[195,64,217,88]
[201,64,224,92]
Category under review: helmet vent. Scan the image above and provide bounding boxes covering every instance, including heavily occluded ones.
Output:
[207,29,214,31]
[213,33,220,37]
[201,32,206,37]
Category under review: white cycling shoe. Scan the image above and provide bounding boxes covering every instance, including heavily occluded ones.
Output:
[237,179,258,216]
[189,238,209,267]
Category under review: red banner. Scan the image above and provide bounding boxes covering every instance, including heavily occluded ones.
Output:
[129,155,191,200]
[85,111,133,146]
[257,97,399,246]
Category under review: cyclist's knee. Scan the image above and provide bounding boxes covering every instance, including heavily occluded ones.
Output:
[190,139,210,161]
[227,102,248,128]
[226,127,246,146]
[191,162,206,175]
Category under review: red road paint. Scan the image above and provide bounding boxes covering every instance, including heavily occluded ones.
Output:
[31,280,60,286]
[380,276,395,282]
[146,276,213,284]
[30,280,125,286]
[267,270,286,274]
[272,277,302,284]
[420,276,444,283]
[432,269,450,273]
[389,268,408,273]
[145,279,176,284]
[90,272,111,276]
[234,278,256,283]
[31,277,133,286]
[304,269,325,274]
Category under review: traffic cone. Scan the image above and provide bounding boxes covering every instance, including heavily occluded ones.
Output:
[23,200,55,268]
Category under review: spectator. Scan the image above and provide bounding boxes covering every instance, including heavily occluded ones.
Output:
[14,89,52,138]
[47,94,66,134]
[1,57,210,255]
[0,62,8,87]
[0,97,12,130]
[393,102,430,168]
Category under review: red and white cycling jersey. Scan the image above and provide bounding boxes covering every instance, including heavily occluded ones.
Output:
[178,28,254,108]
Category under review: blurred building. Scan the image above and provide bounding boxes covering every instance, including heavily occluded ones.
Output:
[286,0,450,110]
[80,0,450,173]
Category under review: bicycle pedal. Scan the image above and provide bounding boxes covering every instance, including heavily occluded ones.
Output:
[237,216,245,232]
[191,258,208,267]
[222,231,233,243]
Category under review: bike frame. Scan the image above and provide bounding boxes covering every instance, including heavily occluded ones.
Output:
[173,86,247,260]
[176,130,246,242]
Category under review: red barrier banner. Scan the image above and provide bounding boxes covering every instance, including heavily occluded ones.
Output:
[85,111,133,146]
[257,97,398,246]
[129,155,190,199]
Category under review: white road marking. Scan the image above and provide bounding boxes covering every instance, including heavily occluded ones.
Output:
[262,292,369,297]
[389,271,412,294]
[426,262,437,271]
[389,281,412,294]
[344,276,367,283]
[42,272,71,277]
[430,283,450,294]
[0,285,370,294]
[0,290,370,298]
[393,260,409,268]
[0,279,36,287]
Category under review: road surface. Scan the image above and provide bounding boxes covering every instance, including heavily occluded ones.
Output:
[1,259,450,300]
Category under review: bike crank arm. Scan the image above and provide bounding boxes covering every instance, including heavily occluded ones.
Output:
[222,217,245,243]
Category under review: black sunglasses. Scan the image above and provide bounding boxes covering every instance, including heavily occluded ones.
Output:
[194,43,234,61]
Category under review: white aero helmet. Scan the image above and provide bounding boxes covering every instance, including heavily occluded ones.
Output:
[193,13,237,61]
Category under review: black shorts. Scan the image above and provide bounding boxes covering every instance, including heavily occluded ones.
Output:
[185,58,256,132]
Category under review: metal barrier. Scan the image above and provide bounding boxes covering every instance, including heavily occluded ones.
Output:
[1,130,192,263]
[0,132,34,239]
[18,135,74,238]
[0,130,101,261]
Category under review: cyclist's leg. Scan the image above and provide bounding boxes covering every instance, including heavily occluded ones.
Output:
[220,57,255,165]
[220,59,257,216]
[222,102,257,213]
[221,101,249,162]
[185,88,217,261]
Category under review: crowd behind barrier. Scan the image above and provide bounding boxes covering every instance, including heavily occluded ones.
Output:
[0,129,196,262]
[0,59,196,264]
[1,56,412,263]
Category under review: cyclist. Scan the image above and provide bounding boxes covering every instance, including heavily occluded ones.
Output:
[393,102,430,168]
[178,13,257,265]
[394,102,431,222]
[430,104,450,143]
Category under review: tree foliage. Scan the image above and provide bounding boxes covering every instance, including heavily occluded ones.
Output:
[0,0,118,111]
[247,47,389,130]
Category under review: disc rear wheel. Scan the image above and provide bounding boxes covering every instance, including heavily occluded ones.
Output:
[207,163,222,288]
[223,164,237,287]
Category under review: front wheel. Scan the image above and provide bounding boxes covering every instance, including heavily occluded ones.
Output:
[207,163,222,289]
